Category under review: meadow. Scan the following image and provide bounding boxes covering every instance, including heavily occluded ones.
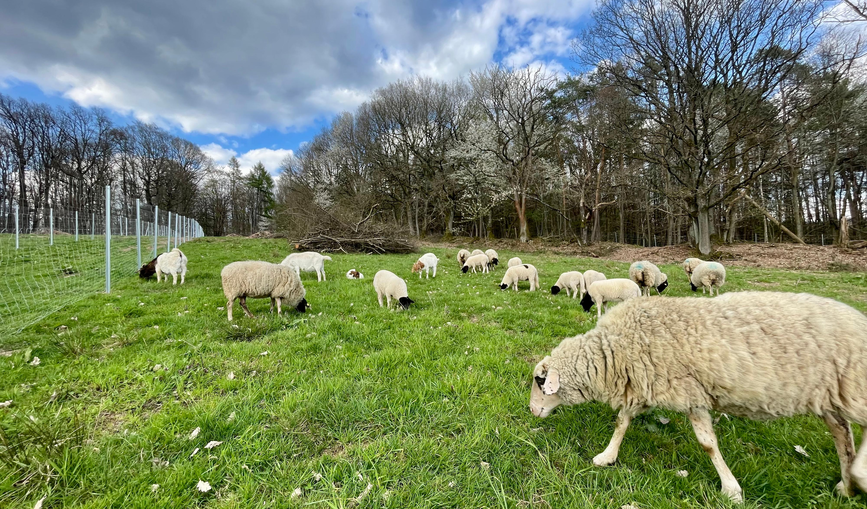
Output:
[1,237,866,508]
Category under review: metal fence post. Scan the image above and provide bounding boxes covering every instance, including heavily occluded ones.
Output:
[14,204,19,249]
[75,211,79,241]
[167,211,172,252]
[154,205,159,258]
[105,185,111,294]
[136,199,141,269]
[92,212,95,240]
[49,207,54,246]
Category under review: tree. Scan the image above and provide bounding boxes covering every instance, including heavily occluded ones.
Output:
[246,162,274,232]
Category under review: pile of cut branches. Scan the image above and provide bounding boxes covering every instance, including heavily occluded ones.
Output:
[292,204,417,254]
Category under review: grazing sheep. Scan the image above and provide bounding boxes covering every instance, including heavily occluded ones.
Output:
[582,270,607,291]
[221,261,307,321]
[530,292,867,503]
[579,279,641,318]
[471,249,485,257]
[690,261,726,296]
[457,249,471,267]
[281,252,332,282]
[485,249,500,271]
[155,248,188,285]
[412,253,439,279]
[629,261,668,296]
[499,264,539,291]
[551,271,584,299]
[138,256,159,279]
[346,269,364,279]
[373,270,414,310]
[462,253,489,274]
[683,257,705,280]
[507,257,523,268]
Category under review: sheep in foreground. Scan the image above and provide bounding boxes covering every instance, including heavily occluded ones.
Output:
[154,248,188,285]
[629,261,668,296]
[462,253,489,274]
[485,249,499,271]
[373,270,414,309]
[579,278,640,318]
[281,252,332,282]
[138,256,159,279]
[457,249,471,267]
[530,292,867,503]
[346,269,364,279]
[582,270,606,291]
[551,271,584,299]
[507,257,522,268]
[412,253,439,279]
[690,261,726,296]
[221,261,307,321]
[499,264,539,291]
[683,257,705,280]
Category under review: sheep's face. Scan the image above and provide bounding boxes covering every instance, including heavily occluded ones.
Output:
[690,282,698,292]
[580,292,594,312]
[530,356,563,418]
[412,261,424,273]
[398,297,414,310]
[295,298,309,313]
[550,285,561,295]
[462,266,469,273]
[656,279,668,293]
[492,258,498,265]
[499,283,508,290]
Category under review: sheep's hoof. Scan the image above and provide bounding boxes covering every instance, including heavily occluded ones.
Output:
[592,452,616,467]
[722,486,744,504]
[835,480,854,497]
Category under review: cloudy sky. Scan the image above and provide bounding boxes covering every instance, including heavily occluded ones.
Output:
[0,0,594,174]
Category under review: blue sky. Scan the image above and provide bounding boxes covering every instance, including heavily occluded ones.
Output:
[0,0,595,174]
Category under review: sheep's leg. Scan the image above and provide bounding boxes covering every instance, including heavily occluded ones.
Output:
[823,412,857,496]
[597,303,603,319]
[239,296,255,318]
[688,408,743,503]
[275,297,282,316]
[269,298,275,313]
[852,420,867,494]
[181,271,185,285]
[172,272,178,285]
[432,266,436,278]
[227,299,234,321]
[322,269,326,282]
[156,269,162,283]
[593,409,638,466]
[386,295,392,308]
[377,291,384,307]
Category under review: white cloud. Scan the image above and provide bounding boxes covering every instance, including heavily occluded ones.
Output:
[201,143,294,175]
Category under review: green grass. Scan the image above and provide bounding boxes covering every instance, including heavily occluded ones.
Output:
[1,237,866,508]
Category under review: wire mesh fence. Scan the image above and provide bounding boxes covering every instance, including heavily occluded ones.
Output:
[0,187,203,335]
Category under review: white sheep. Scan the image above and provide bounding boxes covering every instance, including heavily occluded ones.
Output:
[221,261,307,321]
[499,264,539,291]
[457,249,471,267]
[582,270,606,292]
[412,253,439,279]
[579,278,641,318]
[281,252,332,282]
[690,261,726,296]
[155,248,187,285]
[530,291,867,503]
[461,253,489,274]
[683,257,705,280]
[628,261,668,296]
[485,249,500,271]
[373,270,414,310]
[507,257,523,268]
[346,269,364,279]
[471,249,485,257]
[551,271,584,299]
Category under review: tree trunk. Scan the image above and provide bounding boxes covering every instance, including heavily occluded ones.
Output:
[515,191,528,242]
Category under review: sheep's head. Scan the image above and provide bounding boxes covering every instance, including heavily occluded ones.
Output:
[499,283,508,290]
[492,258,498,265]
[530,356,564,418]
[398,297,414,310]
[412,261,424,273]
[690,282,698,292]
[580,292,594,312]
[462,266,469,273]
[656,276,669,294]
[550,285,560,295]
[295,298,309,312]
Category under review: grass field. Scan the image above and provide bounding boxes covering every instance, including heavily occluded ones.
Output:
[1,237,866,508]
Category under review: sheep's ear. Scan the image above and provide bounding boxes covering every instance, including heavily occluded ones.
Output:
[542,368,560,395]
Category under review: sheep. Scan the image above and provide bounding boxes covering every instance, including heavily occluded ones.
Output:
[499,264,539,291]
[551,271,584,299]
[507,257,523,268]
[683,257,705,280]
[462,253,489,274]
[346,269,364,279]
[373,270,414,310]
[690,261,726,296]
[582,270,607,291]
[154,248,188,285]
[221,261,307,321]
[280,252,332,282]
[138,256,159,279]
[471,249,485,257]
[530,291,867,503]
[412,253,439,279]
[628,261,668,296]
[579,278,641,318]
[457,249,471,267]
[485,249,500,271]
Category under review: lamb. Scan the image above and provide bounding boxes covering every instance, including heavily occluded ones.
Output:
[683,257,705,280]
[551,271,584,299]
[530,291,867,503]
[138,256,159,279]
[582,270,607,291]
[346,269,364,279]
[507,257,522,268]
[690,261,726,296]
[412,253,439,279]
[499,264,539,291]
[457,249,471,267]
[461,253,489,274]
[628,260,668,296]
[579,278,641,318]
[153,248,188,285]
[373,270,414,310]
[280,252,332,282]
[221,261,308,321]
[485,249,499,271]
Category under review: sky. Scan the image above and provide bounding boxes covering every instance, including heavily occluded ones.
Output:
[0,0,595,175]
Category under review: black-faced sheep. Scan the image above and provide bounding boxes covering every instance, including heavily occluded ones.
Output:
[690,261,726,296]
[221,261,308,321]
[628,261,668,296]
[551,271,584,299]
[579,279,641,318]
[499,264,539,291]
[373,270,414,310]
